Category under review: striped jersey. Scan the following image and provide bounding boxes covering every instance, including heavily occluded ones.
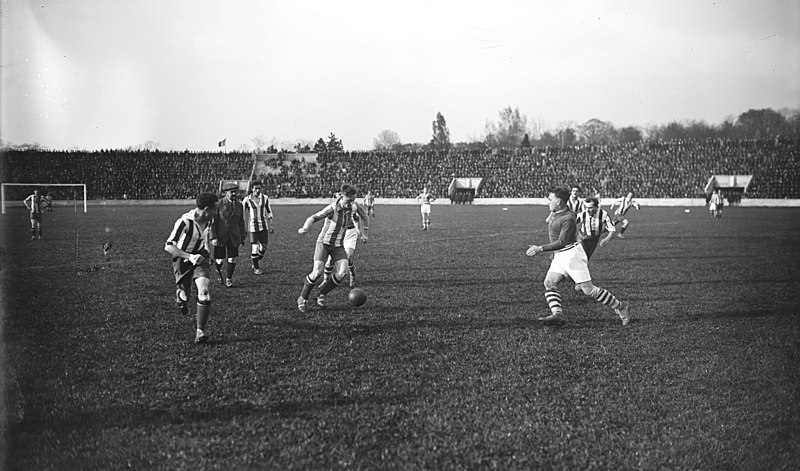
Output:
[24,193,44,214]
[242,193,272,232]
[347,202,369,231]
[166,210,210,255]
[567,197,584,214]
[364,193,375,207]
[576,208,615,259]
[315,197,354,246]
[611,196,639,216]
[710,192,724,206]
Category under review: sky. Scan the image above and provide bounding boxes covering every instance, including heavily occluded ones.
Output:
[1,0,799,152]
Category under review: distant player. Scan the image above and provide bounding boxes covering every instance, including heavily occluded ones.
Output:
[211,183,246,287]
[324,189,369,288]
[709,189,724,219]
[364,190,376,219]
[567,186,585,214]
[23,188,47,240]
[609,192,640,238]
[242,181,274,275]
[416,187,436,230]
[296,185,358,312]
[526,187,630,326]
[164,192,219,344]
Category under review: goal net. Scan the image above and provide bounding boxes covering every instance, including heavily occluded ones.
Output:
[1,183,88,214]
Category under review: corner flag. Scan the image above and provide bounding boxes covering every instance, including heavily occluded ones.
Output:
[218,138,226,147]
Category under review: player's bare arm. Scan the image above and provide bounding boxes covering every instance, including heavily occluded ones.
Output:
[165,243,204,265]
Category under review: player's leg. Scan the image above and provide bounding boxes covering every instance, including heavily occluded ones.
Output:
[173,259,192,315]
[298,244,328,312]
[346,247,357,288]
[250,231,267,274]
[343,230,358,288]
[316,246,348,306]
[194,269,212,343]
[29,215,37,240]
[213,244,226,284]
[323,256,334,282]
[540,271,567,325]
[615,218,629,238]
[224,240,238,287]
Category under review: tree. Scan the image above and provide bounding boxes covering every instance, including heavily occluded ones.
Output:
[313,138,327,152]
[736,108,786,139]
[430,112,451,150]
[484,106,528,148]
[251,135,268,152]
[373,129,401,150]
[326,133,343,151]
[617,126,642,144]
[578,119,617,144]
[520,133,531,148]
[660,121,687,140]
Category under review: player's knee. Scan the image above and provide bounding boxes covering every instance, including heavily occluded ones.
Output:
[227,257,236,264]
[543,279,559,291]
[198,288,211,302]
[580,283,599,296]
[621,219,629,228]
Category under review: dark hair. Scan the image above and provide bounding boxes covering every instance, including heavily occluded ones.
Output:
[340,184,357,197]
[584,197,599,207]
[196,192,219,210]
[251,180,262,188]
[552,187,570,202]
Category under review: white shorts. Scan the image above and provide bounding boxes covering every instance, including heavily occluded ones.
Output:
[343,228,358,251]
[708,203,717,211]
[420,203,431,215]
[548,243,591,284]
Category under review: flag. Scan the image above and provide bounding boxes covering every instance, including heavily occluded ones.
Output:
[218,138,226,147]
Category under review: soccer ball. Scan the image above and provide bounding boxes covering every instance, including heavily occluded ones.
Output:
[348,288,367,307]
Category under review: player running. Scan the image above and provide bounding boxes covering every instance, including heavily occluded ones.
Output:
[323,190,369,288]
[296,184,359,312]
[609,192,640,238]
[165,192,219,344]
[526,187,630,326]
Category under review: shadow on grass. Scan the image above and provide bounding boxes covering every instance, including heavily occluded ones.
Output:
[11,391,413,433]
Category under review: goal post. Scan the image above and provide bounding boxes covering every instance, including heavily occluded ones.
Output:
[1,183,88,214]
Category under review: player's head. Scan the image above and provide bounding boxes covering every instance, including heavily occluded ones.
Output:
[584,197,600,214]
[549,187,570,211]
[570,186,580,197]
[195,192,219,221]
[34,188,40,195]
[340,184,357,207]
[251,181,262,194]
[627,192,634,199]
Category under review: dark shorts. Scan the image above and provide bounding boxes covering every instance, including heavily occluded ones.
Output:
[30,213,42,222]
[213,239,240,259]
[250,230,269,245]
[313,243,348,263]
[172,251,211,286]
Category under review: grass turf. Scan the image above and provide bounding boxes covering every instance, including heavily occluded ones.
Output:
[1,204,799,469]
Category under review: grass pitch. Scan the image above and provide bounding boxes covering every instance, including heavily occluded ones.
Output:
[2,203,799,470]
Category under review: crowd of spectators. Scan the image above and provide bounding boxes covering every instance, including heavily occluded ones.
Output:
[2,138,798,201]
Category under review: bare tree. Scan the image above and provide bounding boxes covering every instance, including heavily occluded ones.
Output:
[484,106,528,148]
[373,129,401,150]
